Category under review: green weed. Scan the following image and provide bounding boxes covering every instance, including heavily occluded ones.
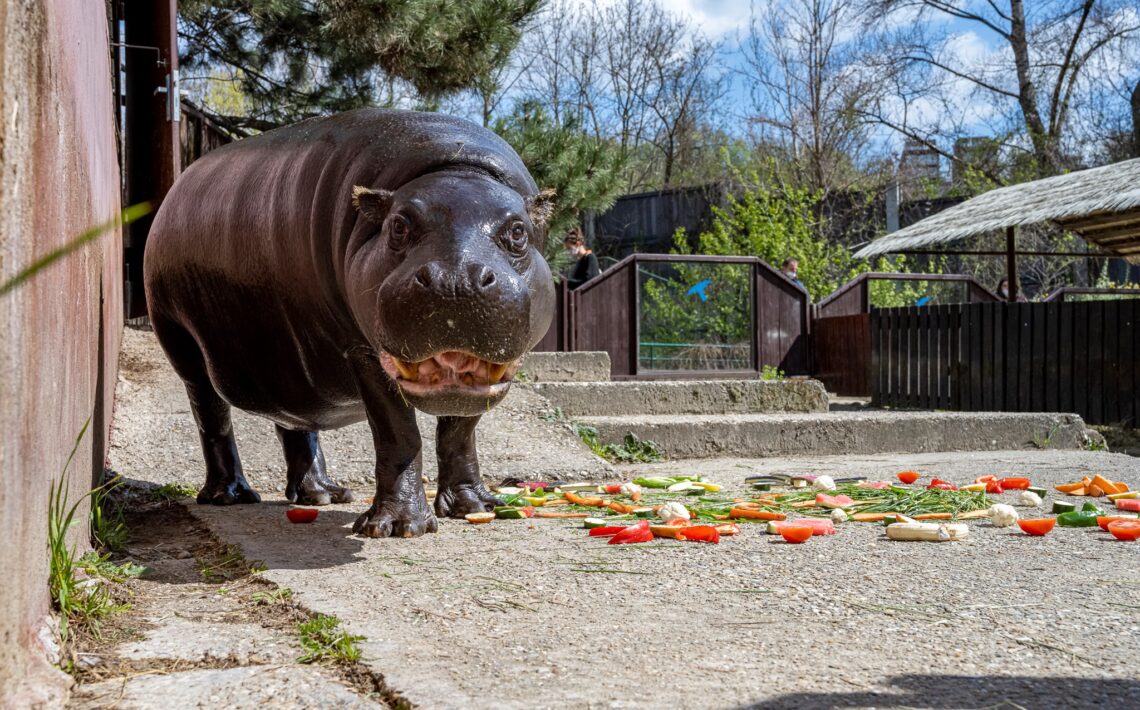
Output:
[150,482,199,501]
[297,614,364,664]
[90,475,128,552]
[251,587,294,605]
[540,406,565,422]
[572,422,664,463]
[48,420,130,642]
[197,543,265,582]
[760,364,786,381]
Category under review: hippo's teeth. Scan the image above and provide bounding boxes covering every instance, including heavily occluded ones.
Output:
[487,362,510,384]
[393,358,419,381]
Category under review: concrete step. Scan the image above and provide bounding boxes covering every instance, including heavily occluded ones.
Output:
[578,411,1097,459]
[518,351,611,382]
[527,379,829,416]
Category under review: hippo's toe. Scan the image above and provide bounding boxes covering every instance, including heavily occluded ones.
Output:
[353,501,438,538]
[197,480,261,506]
[434,483,503,519]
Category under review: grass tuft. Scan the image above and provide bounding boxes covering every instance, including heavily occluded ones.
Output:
[297,614,364,664]
[150,482,199,501]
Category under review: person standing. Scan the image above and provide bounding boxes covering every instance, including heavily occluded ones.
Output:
[564,229,600,289]
[781,257,806,291]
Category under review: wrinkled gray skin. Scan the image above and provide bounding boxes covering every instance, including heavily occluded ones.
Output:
[144,109,556,537]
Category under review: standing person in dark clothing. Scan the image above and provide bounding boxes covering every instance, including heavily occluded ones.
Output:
[564,228,600,289]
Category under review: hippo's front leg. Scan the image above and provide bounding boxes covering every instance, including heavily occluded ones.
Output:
[434,415,503,518]
[348,350,438,538]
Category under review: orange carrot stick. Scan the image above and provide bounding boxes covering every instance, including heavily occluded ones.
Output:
[533,511,590,518]
[729,508,786,521]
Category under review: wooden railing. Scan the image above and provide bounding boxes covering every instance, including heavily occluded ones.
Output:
[538,254,810,380]
[815,272,1000,319]
[1043,287,1140,302]
[872,300,1138,425]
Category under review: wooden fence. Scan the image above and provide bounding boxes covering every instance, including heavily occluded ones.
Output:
[872,301,1139,425]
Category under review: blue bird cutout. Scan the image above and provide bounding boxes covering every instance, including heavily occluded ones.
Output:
[687,279,713,301]
[916,296,931,306]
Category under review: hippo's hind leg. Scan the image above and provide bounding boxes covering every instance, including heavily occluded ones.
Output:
[152,318,260,505]
[434,415,503,518]
[276,427,354,506]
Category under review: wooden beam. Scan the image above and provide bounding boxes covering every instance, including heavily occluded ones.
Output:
[1006,226,1017,302]
[1058,210,1140,230]
[894,249,1116,258]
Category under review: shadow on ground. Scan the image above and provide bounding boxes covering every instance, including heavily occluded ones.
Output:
[743,674,1140,709]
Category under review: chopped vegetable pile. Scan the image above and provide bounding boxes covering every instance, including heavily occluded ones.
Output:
[455,469,1136,546]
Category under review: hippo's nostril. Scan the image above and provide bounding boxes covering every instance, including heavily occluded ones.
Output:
[479,268,496,290]
[413,264,434,290]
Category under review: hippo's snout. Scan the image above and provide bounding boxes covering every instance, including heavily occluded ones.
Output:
[410,261,499,298]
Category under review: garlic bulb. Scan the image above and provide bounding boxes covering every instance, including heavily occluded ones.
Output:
[830,508,848,523]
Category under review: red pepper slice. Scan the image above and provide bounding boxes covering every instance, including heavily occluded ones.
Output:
[975,475,997,483]
[1000,477,1031,490]
[927,479,958,491]
[608,520,653,544]
[986,480,1004,494]
[588,526,627,537]
[675,525,720,544]
[603,484,622,494]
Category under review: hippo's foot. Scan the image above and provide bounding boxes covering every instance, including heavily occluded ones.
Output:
[353,498,438,538]
[434,481,503,518]
[286,472,355,507]
[197,478,261,506]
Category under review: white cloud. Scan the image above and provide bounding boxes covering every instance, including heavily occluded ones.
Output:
[562,0,747,38]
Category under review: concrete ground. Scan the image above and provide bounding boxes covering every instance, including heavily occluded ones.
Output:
[84,329,1140,709]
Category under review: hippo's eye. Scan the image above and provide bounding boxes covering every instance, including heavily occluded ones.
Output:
[501,220,529,257]
[388,214,412,251]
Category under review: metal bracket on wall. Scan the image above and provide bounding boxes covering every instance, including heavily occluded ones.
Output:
[153,70,181,122]
[109,42,167,67]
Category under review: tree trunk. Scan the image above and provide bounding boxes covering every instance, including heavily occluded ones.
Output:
[1009,0,1057,176]
[1132,79,1140,158]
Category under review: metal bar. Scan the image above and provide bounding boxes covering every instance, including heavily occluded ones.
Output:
[1005,226,1018,302]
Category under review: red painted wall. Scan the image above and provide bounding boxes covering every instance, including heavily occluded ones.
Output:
[0,0,123,703]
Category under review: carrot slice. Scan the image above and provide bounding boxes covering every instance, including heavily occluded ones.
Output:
[912,512,953,520]
[790,501,817,508]
[1054,482,1088,494]
[1092,475,1124,495]
[533,511,590,518]
[563,490,605,507]
[607,501,635,514]
[729,508,786,521]
[1088,484,1104,498]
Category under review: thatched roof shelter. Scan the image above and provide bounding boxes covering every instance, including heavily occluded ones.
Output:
[855,157,1140,264]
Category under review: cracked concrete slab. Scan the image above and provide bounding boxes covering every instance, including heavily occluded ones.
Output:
[71,665,383,709]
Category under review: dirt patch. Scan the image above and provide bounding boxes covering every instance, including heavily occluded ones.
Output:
[1092,424,1140,456]
[66,495,410,709]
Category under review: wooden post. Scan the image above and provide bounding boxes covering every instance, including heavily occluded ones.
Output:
[1005,226,1018,302]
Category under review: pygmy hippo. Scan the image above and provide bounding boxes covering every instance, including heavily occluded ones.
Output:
[144,109,556,537]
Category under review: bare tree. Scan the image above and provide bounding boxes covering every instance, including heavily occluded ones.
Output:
[743,0,881,197]
[861,0,1140,179]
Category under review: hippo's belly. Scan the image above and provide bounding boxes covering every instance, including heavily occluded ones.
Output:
[156,270,369,431]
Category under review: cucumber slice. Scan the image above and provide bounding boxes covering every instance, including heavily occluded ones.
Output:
[583,517,607,529]
[1027,487,1047,498]
[1051,501,1076,514]
[751,482,772,491]
[633,507,655,518]
[495,507,528,519]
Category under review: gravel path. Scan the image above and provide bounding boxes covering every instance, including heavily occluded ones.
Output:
[106,328,1140,709]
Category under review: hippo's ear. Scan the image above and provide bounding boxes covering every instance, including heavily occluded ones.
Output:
[525,188,556,228]
[352,186,394,224]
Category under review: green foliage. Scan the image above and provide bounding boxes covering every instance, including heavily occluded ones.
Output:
[493,101,626,259]
[180,0,541,126]
[760,365,785,381]
[252,587,294,605]
[150,482,199,501]
[1,204,151,297]
[90,476,128,553]
[48,420,131,642]
[572,423,664,463]
[297,614,365,664]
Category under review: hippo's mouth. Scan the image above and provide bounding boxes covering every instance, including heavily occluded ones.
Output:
[378,350,519,398]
